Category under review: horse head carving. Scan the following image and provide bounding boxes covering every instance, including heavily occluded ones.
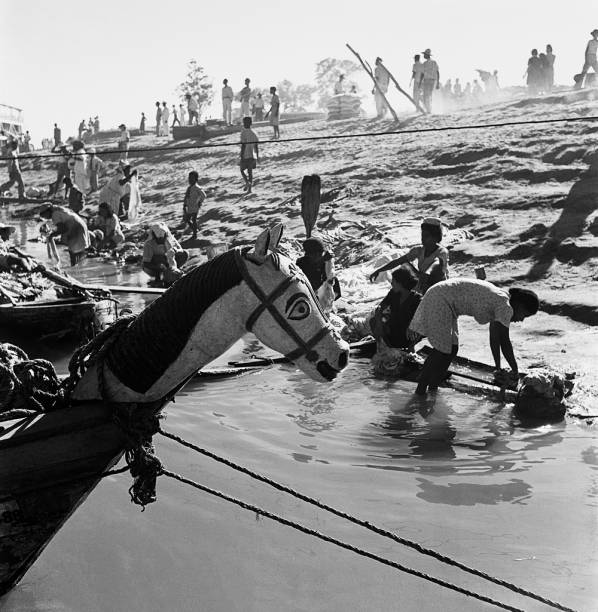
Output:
[72,224,350,404]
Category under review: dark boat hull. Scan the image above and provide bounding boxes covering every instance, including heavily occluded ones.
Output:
[0,298,117,339]
[0,403,127,595]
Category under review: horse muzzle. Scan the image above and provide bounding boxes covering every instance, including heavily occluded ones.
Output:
[315,347,349,382]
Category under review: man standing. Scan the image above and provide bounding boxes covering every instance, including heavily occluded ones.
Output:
[581,29,598,83]
[140,112,146,134]
[117,124,130,162]
[334,74,345,94]
[222,78,234,125]
[161,102,170,136]
[171,105,180,127]
[420,48,440,113]
[239,78,252,118]
[239,117,259,193]
[155,101,162,136]
[373,57,390,118]
[53,123,61,150]
[187,94,199,125]
[411,54,424,105]
[0,140,25,200]
[179,104,187,127]
[264,86,280,139]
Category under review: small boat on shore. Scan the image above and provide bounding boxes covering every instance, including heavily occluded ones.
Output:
[0,295,118,340]
[0,262,117,340]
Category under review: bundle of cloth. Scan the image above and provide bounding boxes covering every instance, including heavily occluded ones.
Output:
[514,369,574,420]
[327,94,362,120]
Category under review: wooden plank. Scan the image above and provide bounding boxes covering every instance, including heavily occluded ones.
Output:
[101,285,165,295]
[378,60,427,115]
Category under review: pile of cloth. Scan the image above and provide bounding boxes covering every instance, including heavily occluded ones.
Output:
[515,369,574,419]
[0,271,52,304]
[327,94,362,120]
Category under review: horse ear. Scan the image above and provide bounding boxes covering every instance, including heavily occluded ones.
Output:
[269,223,284,249]
[249,228,271,263]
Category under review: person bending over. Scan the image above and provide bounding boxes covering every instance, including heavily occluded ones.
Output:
[407,278,539,395]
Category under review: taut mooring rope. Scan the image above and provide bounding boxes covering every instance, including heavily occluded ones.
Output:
[160,467,528,612]
[158,427,576,612]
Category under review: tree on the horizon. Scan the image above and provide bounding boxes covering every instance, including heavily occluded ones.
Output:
[177,59,213,117]
[315,58,360,109]
[275,80,317,112]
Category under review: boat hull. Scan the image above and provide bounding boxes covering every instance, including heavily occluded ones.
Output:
[0,403,127,595]
[0,298,117,339]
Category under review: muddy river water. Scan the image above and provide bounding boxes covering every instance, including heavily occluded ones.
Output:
[1,223,597,611]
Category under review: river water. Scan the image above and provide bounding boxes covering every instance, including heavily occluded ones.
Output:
[1,220,597,611]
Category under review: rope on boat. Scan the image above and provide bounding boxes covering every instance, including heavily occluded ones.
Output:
[63,315,165,508]
[5,114,598,162]
[160,467,528,612]
[158,427,576,612]
[0,343,66,418]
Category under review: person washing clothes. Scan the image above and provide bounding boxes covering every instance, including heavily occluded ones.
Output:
[142,222,189,287]
[38,204,90,266]
[0,224,33,272]
[91,202,125,250]
[370,217,448,293]
[407,279,539,395]
[370,265,421,350]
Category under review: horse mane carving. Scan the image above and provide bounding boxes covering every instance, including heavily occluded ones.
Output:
[107,249,243,392]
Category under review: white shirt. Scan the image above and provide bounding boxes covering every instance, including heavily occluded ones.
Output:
[431,279,513,327]
[374,65,390,91]
[222,85,234,100]
[587,39,598,56]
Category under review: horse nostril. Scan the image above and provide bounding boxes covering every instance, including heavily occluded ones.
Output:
[338,350,349,370]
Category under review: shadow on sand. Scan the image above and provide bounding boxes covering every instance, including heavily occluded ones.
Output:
[526,151,598,280]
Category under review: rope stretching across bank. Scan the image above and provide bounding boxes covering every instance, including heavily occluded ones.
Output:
[4,114,598,162]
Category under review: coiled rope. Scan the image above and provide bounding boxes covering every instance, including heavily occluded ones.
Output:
[160,467,527,612]
[158,427,576,612]
[6,115,598,162]
[0,343,65,419]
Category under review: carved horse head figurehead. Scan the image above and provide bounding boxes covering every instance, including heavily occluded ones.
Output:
[237,224,349,382]
[72,224,349,404]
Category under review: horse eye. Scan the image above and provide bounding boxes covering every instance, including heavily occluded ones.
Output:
[288,299,310,320]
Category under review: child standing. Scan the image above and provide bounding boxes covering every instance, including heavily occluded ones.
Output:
[264,86,280,139]
[239,117,259,193]
[182,171,206,239]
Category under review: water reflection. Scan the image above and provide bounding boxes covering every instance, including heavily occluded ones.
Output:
[415,477,532,506]
[355,384,565,506]
[282,368,340,432]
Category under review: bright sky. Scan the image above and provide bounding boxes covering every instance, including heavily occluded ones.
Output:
[0,0,593,145]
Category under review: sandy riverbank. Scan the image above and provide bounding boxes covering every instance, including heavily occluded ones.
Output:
[8,87,598,408]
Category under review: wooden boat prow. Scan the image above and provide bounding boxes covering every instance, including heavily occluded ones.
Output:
[0,402,128,595]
